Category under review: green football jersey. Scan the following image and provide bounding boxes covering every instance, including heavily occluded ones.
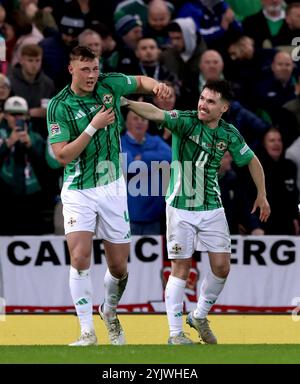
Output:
[47,73,137,189]
[161,110,254,211]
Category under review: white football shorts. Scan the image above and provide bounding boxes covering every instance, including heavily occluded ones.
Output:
[61,176,131,243]
[166,205,231,259]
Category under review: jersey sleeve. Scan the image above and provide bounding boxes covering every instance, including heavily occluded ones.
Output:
[102,73,138,97]
[227,126,255,167]
[47,99,70,144]
[159,110,194,137]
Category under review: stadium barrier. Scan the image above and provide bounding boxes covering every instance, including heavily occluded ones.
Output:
[0,235,299,313]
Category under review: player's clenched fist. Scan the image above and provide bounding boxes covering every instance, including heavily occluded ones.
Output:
[153,82,172,100]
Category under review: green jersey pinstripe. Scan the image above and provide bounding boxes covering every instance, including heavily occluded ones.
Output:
[161,109,255,211]
[47,73,138,189]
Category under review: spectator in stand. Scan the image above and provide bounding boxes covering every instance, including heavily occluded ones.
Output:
[40,14,85,91]
[256,51,297,111]
[114,0,158,29]
[121,108,172,235]
[194,49,270,149]
[255,127,300,235]
[225,35,276,108]
[35,0,63,26]
[63,0,114,30]
[45,0,117,32]
[4,9,44,68]
[114,14,144,74]
[18,0,58,37]
[8,44,55,138]
[243,0,286,48]
[198,49,225,89]
[160,17,206,109]
[134,37,178,85]
[255,51,298,148]
[0,96,48,235]
[78,28,101,59]
[144,0,172,49]
[0,74,11,115]
[90,22,118,72]
[286,136,300,202]
[273,2,300,49]
[176,0,242,54]
[226,0,262,21]
[78,29,105,72]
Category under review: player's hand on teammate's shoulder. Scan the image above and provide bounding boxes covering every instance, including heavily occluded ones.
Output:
[153,82,172,100]
[91,106,115,129]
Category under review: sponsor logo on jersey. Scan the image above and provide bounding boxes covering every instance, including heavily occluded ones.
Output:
[50,123,61,135]
[189,135,200,144]
[216,141,227,151]
[168,110,178,119]
[240,143,250,155]
[75,110,86,120]
[103,94,113,104]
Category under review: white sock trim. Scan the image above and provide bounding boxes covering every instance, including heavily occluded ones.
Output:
[210,271,227,283]
[168,275,186,288]
[70,266,90,278]
[106,269,121,283]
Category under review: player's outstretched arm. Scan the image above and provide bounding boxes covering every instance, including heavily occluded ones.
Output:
[122,97,165,123]
[135,76,171,99]
[248,155,271,222]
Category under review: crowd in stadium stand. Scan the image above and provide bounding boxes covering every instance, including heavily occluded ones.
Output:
[0,0,299,236]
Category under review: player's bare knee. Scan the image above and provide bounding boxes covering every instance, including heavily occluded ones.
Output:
[212,263,230,278]
[71,253,91,270]
[171,258,191,280]
[108,265,127,279]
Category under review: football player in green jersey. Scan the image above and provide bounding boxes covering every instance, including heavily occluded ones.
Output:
[122,79,271,344]
[47,46,171,346]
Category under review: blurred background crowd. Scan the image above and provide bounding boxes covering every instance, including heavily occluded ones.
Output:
[0,0,299,237]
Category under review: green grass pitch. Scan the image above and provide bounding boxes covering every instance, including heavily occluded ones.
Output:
[1,345,300,364]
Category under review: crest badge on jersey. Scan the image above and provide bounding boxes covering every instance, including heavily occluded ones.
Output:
[171,243,182,255]
[216,141,227,151]
[50,123,61,136]
[168,110,178,119]
[103,94,113,105]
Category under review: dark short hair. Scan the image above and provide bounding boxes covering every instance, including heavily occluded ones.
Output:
[167,21,182,33]
[202,80,234,103]
[69,45,97,62]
